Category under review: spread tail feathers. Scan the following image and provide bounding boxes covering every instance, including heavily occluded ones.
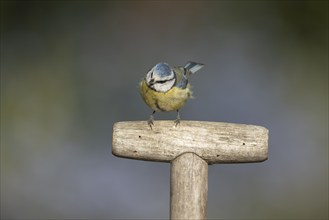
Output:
[184,61,204,74]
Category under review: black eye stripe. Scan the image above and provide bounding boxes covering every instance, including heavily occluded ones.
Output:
[153,76,175,84]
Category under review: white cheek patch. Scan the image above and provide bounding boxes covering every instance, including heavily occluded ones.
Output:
[145,69,154,84]
[153,73,173,82]
[152,78,176,92]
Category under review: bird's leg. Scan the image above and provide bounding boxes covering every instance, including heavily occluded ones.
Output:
[174,110,180,126]
[148,110,156,129]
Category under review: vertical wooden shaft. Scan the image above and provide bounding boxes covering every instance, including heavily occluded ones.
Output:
[170,152,208,220]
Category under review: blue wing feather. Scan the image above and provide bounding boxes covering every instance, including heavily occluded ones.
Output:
[176,74,188,89]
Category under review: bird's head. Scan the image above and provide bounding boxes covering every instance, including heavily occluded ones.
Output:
[146,63,176,92]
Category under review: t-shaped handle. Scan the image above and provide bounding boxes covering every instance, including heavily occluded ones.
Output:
[112,120,268,219]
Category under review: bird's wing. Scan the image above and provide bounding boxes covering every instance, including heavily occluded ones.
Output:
[173,67,189,89]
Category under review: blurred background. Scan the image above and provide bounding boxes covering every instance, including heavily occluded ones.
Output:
[1,1,328,219]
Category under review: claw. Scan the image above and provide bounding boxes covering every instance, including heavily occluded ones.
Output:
[148,115,154,129]
[147,111,155,129]
[174,118,180,126]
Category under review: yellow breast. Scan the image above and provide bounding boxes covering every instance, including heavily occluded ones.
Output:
[139,80,192,112]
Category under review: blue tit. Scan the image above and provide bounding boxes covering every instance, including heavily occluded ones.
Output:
[139,61,204,128]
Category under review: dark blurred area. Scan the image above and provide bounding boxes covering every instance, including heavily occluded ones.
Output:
[1,1,328,219]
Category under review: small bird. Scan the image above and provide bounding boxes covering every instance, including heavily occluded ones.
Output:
[139,61,204,128]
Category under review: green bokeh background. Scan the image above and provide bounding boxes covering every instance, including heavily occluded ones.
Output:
[1,1,328,219]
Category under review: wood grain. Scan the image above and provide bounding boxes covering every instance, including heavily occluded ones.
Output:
[112,120,268,164]
[170,153,208,220]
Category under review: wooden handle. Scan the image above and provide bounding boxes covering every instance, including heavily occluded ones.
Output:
[112,120,268,164]
[170,153,208,219]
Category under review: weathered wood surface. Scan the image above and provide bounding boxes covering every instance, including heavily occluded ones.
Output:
[170,153,208,220]
[112,120,268,164]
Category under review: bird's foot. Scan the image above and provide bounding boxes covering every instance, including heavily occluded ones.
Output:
[174,111,181,127]
[147,114,154,129]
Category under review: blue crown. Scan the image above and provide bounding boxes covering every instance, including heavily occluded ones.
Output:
[154,63,172,77]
